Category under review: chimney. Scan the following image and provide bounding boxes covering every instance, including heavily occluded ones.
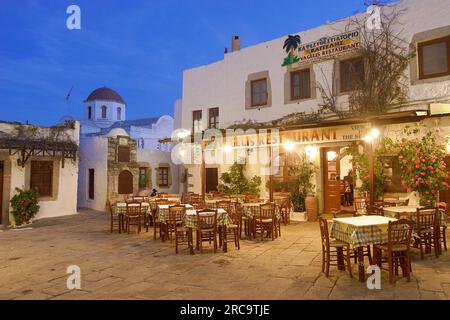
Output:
[231,35,240,52]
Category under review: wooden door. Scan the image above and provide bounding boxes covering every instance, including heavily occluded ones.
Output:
[323,148,341,214]
[0,161,3,224]
[88,169,95,200]
[206,168,218,193]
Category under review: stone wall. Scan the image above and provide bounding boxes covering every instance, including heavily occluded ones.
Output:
[107,135,139,203]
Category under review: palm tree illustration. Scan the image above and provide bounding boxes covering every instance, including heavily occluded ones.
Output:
[283,35,301,65]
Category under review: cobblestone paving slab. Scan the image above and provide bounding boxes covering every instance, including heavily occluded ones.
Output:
[0,209,449,300]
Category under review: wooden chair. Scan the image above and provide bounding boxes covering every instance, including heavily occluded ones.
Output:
[223,203,240,250]
[319,218,353,278]
[196,209,218,253]
[437,202,448,252]
[125,202,142,234]
[376,219,414,284]
[241,205,256,239]
[353,197,368,215]
[168,205,189,253]
[368,205,384,216]
[333,210,357,218]
[415,207,439,259]
[148,200,161,240]
[216,200,231,212]
[279,197,291,225]
[107,200,122,233]
[255,203,276,241]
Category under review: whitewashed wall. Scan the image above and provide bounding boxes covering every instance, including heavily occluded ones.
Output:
[178,0,450,131]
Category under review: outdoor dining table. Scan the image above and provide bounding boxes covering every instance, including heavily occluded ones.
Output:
[383,205,447,226]
[157,205,230,254]
[331,215,397,282]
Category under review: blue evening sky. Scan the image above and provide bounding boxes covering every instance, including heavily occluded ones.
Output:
[0,0,394,126]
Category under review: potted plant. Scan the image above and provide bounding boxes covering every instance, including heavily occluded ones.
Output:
[217,162,262,197]
[10,187,40,228]
[288,154,316,221]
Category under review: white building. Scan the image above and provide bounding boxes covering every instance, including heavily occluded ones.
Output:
[0,120,80,226]
[77,87,178,211]
[174,0,450,213]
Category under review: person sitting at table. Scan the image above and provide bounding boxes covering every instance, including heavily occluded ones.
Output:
[150,189,158,197]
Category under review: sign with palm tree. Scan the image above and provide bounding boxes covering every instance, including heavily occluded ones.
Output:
[282,34,301,66]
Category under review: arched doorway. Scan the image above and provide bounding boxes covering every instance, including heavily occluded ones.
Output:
[118,170,133,194]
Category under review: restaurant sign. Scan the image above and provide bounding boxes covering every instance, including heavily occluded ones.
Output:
[282,124,369,145]
[282,30,360,67]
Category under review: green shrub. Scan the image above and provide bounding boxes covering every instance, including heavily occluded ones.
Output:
[10,188,40,226]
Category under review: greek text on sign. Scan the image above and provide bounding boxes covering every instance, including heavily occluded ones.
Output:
[297,30,360,64]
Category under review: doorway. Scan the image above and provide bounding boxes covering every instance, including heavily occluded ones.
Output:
[205,168,218,193]
[322,148,341,214]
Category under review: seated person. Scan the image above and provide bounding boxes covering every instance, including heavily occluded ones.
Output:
[400,190,420,206]
[150,189,158,197]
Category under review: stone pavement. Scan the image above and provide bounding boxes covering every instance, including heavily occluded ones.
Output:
[0,209,449,300]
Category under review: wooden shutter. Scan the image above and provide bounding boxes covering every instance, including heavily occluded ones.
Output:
[30,161,53,197]
[158,167,169,187]
[117,146,130,162]
[118,170,133,194]
[88,169,95,200]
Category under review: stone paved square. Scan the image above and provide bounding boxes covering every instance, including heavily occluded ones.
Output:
[0,209,449,300]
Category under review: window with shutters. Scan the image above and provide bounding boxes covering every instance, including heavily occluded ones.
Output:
[158,167,169,187]
[291,69,311,100]
[251,79,268,106]
[118,170,133,194]
[88,169,95,200]
[192,110,202,133]
[340,57,365,92]
[418,36,450,79]
[30,161,53,197]
[139,167,148,189]
[208,108,219,129]
[117,146,130,162]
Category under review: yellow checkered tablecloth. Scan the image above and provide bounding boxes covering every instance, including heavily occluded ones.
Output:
[115,202,151,215]
[383,206,447,227]
[331,216,397,247]
[157,204,193,223]
[183,209,230,229]
[241,203,281,220]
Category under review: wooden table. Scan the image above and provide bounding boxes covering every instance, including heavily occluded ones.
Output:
[331,216,397,282]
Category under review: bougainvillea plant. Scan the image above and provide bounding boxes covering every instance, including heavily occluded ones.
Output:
[395,129,449,206]
[10,187,40,227]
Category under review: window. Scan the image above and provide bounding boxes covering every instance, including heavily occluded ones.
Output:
[88,107,92,120]
[139,167,148,189]
[192,110,202,133]
[208,108,219,129]
[291,69,311,100]
[117,146,130,162]
[340,57,365,92]
[381,156,407,193]
[101,105,107,119]
[158,167,169,187]
[418,36,450,79]
[118,170,133,194]
[88,169,95,200]
[117,107,122,121]
[30,161,53,197]
[251,79,268,106]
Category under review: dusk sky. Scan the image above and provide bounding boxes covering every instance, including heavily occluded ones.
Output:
[0,0,393,126]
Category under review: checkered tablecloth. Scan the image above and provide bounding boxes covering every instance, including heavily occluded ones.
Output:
[241,203,281,220]
[157,204,193,223]
[183,209,230,229]
[331,216,397,247]
[115,202,151,215]
[383,206,447,227]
